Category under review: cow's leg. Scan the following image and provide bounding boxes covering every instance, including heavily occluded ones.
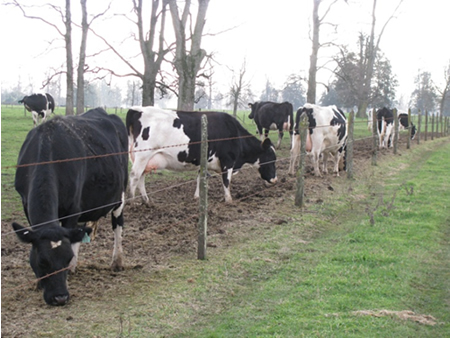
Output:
[333,152,340,176]
[288,134,301,176]
[312,150,322,177]
[111,192,125,271]
[69,242,81,273]
[221,168,234,203]
[129,160,149,204]
[32,112,38,128]
[322,151,329,175]
[194,171,200,199]
[276,130,283,149]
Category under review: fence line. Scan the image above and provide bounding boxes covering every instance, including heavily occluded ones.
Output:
[3,113,449,290]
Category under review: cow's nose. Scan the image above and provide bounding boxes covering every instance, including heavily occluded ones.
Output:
[270,177,278,184]
[51,294,69,306]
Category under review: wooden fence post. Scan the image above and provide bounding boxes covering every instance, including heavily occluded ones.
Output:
[294,113,308,207]
[424,110,428,141]
[197,115,208,260]
[346,111,354,179]
[417,110,421,145]
[407,109,412,149]
[393,108,399,154]
[431,114,435,140]
[372,108,378,165]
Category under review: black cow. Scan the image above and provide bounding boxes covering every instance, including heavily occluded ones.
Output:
[126,107,278,203]
[398,113,417,139]
[12,107,128,306]
[377,108,416,148]
[19,93,55,127]
[248,101,294,149]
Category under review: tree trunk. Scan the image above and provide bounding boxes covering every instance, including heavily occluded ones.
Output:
[65,0,74,115]
[135,0,168,107]
[306,0,320,104]
[76,0,88,115]
[168,0,210,111]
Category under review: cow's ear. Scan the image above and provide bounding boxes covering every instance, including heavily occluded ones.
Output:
[12,222,36,244]
[261,138,272,150]
[66,226,92,244]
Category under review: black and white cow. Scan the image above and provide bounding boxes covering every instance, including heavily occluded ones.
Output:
[288,103,347,177]
[126,107,278,203]
[19,93,55,127]
[376,107,416,148]
[248,101,294,149]
[12,107,128,306]
[398,112,416,139]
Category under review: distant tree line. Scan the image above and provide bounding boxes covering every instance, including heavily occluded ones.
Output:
[4,0,450,117]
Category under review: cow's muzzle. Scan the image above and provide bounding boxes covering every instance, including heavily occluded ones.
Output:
[48,294,70,306]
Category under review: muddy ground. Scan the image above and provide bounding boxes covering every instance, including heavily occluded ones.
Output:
[1,137,402,336]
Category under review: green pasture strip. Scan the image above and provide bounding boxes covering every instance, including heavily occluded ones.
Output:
[47,139,448,337]
[156,140,449,337]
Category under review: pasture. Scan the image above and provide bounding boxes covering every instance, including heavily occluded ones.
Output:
[1,105,449,337]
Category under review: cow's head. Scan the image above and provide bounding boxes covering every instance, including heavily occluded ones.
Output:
[12,222,91,306]
[248,103,255,119]
[410,124,417,139]
[256,138,278,185]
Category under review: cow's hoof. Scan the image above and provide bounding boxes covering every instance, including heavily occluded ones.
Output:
[111,257,124,272]
[111,263,124,272]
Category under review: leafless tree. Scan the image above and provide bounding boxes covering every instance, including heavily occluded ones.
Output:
[228,59,251,117]
[434,60,450,118]
[355,0,403,117]
[167,0,210,110]
[90,0,170,106]
[306,0,343,104]
[10,0,109,115]
[9,0,75,115]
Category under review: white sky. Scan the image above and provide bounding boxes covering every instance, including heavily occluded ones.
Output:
[1,0,449,106]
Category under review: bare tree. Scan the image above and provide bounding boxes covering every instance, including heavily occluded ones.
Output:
[306,0,343,104]
[90,0,170,106]
[434,60,450,118]
[356,0,403,117]
[10,0,75,115]
[168,0,210,110]
[228,59,251,117]
[75,1,109,114]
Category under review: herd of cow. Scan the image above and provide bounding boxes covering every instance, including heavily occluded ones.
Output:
[12,93,415,306]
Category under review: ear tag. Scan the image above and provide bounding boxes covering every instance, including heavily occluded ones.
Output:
[82,232,91,243]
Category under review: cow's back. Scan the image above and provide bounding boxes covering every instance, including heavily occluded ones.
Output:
[16,108,128,225]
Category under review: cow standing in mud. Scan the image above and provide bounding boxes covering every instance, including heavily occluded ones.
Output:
[288,103,347,177]
[12,108,128,306]
[126,107,278,203]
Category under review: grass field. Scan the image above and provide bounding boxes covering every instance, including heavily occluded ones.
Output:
[1,105,449,337]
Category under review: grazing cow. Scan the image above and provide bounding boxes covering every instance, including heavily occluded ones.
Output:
[127,107,278,203]
[248,101,294,149]
[12,107,128,306]
[288,103,347,177]
[398,112,416,139]
[19,93,55,127]
[376,108,416,148]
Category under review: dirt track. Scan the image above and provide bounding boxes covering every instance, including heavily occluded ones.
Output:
[1,136,399,335]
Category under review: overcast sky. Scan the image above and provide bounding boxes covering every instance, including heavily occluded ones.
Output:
[1,0,449,107]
